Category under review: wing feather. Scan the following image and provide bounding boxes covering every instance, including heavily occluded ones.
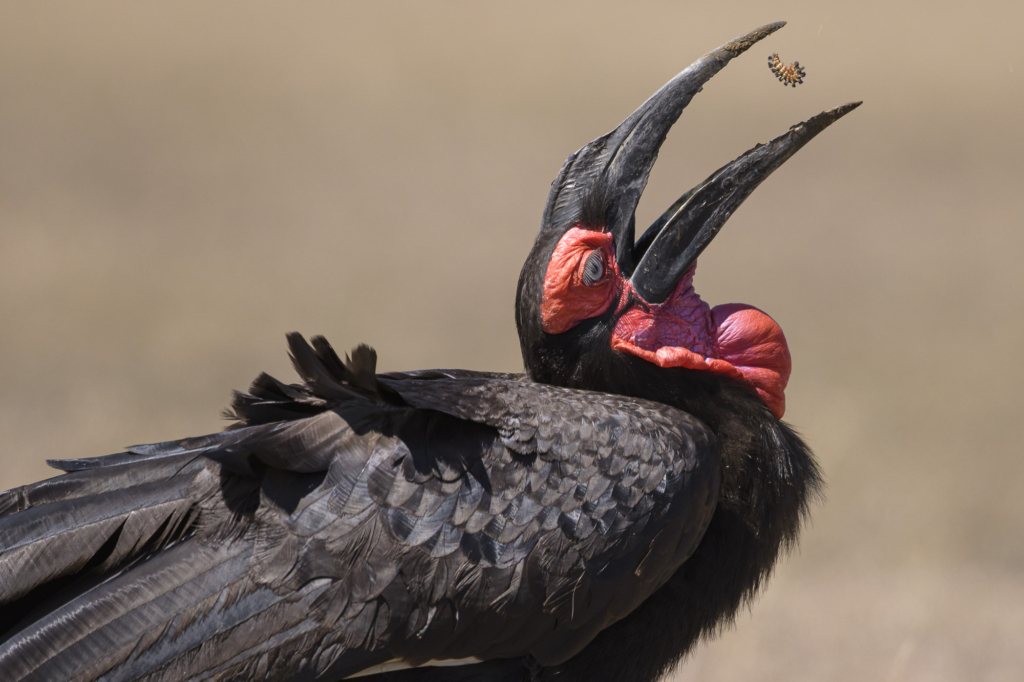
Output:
[0,335,719,678]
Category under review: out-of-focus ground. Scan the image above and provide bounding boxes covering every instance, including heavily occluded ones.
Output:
[0,2,1021,680]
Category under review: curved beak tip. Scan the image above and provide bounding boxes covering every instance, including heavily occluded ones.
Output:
[722,21,788,55]
[810,101,864,129]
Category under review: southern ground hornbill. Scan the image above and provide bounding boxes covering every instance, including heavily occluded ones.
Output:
[0,22,858,682]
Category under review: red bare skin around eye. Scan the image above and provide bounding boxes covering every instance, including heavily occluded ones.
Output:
[540,227,620,334]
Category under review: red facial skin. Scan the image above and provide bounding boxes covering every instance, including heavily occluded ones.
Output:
[539,227,791,419]
[540,228,621,334]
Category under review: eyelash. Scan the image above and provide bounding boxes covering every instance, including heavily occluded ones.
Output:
[582,250,606,286]
[768,54,806,87]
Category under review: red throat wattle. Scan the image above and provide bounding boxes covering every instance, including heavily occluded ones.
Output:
[540,227,792,419]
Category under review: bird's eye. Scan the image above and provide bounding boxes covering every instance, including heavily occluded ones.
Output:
[582,250,606,286]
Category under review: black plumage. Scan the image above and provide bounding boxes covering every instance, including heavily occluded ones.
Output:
[0,21,858,682]
[0,334,718,681]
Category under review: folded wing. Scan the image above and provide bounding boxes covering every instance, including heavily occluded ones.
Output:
[0,334,719,681]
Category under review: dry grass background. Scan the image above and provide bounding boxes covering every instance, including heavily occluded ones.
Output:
[0,2,1021,680]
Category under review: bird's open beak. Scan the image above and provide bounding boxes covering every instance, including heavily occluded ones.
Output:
[628,102,861,304]
[539,21,860,305]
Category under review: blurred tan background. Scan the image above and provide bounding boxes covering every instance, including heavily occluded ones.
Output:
[0,2,1021,680]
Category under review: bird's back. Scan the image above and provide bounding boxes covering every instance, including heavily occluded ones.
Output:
[0,334,719,681]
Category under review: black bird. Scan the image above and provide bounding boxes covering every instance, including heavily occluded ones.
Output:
[0,22,857,682]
